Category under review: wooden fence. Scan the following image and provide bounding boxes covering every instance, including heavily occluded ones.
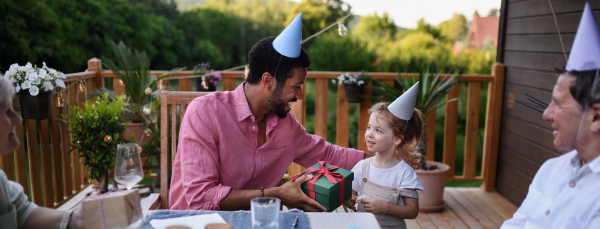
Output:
[0,58,504,209]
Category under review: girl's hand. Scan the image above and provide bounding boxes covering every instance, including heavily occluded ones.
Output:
[343,194,358,212]
[361,199,387,214]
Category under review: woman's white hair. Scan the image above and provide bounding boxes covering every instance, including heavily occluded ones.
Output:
[0,76,16,105]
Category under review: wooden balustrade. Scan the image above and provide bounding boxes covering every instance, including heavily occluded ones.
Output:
[0,59,504,208]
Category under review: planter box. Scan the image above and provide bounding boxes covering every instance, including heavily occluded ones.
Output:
[416,161,450,212]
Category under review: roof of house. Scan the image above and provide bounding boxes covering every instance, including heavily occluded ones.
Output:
[467,15,500,49]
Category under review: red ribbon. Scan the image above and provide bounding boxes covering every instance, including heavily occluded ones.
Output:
[290,161,346,207]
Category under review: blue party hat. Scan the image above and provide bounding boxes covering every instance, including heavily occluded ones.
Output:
[273,13,303,58]
[566,2,600,71]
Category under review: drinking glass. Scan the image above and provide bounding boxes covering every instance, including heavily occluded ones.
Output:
[251,197,280,229]
[114,143,144,190]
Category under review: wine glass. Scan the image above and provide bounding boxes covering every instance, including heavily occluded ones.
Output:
[114,143,144,190]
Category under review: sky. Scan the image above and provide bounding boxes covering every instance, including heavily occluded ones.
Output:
[290,0,502,28]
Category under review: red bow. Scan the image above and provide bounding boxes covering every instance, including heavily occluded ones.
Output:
[290,161,346,208]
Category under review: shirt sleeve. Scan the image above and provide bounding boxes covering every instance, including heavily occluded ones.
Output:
[351,160,363,193]
[177,100,231,210]
[500,205,527,229]
[5,175,37,228]
[291,115,364,170]
[399,166,424,191]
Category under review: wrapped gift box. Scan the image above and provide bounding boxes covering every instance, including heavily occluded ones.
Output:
[82,189,142,229]
[298,161,354,212]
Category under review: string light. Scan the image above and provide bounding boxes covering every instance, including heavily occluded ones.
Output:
[143,129,153,136]
[104,135,112,142]
[202,76,208,89]
[338,22,347,36]
[158,79,164,89]
[119,79,124,86]
[57,91,64,108]
[144,87,152,94]
[77,80,85,93]
[244,65,249,79]
[142,106,151,115]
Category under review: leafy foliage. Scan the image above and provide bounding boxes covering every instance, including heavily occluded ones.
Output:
[62,93,128,185]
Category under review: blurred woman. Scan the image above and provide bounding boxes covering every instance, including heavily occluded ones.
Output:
[0,76,85,229]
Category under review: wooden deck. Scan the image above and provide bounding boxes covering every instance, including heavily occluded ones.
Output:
[406,187,518,229]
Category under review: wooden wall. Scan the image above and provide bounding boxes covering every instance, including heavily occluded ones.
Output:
[496,0,600,205]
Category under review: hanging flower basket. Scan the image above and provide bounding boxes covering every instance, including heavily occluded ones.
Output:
[193,62,222,92]
[344,84,365,103]
[19,91,53,120]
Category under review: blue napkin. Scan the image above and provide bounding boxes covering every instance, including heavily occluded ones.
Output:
[139,210,310,229]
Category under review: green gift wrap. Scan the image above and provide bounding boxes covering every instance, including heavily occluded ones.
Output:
[290,161,354,212]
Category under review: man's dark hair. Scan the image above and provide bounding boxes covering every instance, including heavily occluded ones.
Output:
[247,37,311,88]
[556,67,600,109]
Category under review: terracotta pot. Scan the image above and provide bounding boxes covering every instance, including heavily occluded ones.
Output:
[416,161,450,212]
[123,122,153,146]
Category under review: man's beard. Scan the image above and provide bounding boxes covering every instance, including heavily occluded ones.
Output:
[268,86,296,119]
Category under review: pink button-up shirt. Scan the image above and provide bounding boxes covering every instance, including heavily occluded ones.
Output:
[169,83,364,210]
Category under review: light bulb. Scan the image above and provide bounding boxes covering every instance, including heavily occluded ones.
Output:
[57,91,64,108]
[119,79,124,86]
[244,65,249,79]
[144,129,153,136]
[77,80,85,93]
[145,87,152,94]
[104,135,112,142]
[338,22,347,36]
[158,79,164,89]
[142,106,151,115]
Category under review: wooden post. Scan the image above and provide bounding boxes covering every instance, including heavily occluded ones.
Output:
[336,85,350,148]
[68,89,81,191]
[481,63,505,191]
[159,91,169,210]
[87,58,103,88]
[179,79,192,91]
[60,89,73,195]
[425,110,436,162]
[13,96,29,195]
[25,119,42,205]
[50,92,64,203]
[223,78,236,91]
[443,85,460,179]
[291,84,306,126]
[357,82,372,152]
[38,119,54,207]
[78,83,87,186]
[314,79,328,140]
[464,82,481,179]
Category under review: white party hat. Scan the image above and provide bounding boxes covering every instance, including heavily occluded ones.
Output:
[272,13,303,58]
[388,81,419,120]
[566,2,600,71]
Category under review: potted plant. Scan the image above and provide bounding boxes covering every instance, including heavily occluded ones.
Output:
[98,41,182,147]
[62,93,128,192]
[4,62,67,119]
[194,62,222,92]
[369,68,462,212]
[332,71,370,103]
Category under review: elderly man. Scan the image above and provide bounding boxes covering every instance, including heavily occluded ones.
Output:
[501,3,600,228]
[169,13,420,212]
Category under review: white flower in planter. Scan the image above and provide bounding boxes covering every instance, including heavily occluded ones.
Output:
[27,72,38,81]
[55,79,66,88]
[31,78,41,85]
[15,84,20,93]
[29,85,39,96]
[21,80,32,89]
[38,69,47,79]
[43,81,54,91]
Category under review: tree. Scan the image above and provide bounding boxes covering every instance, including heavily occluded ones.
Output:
[286,0,352,48]
[352,12,397,41]
[437,13,468,41]
[307,32,376,72]
[488,8,499,17]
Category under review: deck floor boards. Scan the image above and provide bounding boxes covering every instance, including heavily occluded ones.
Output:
[407,187,518,229]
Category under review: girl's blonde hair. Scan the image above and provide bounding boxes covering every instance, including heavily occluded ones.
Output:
[369,102,424,158]
[0,76,16,106]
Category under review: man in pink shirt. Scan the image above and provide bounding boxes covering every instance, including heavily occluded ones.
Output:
[170,14,420,212]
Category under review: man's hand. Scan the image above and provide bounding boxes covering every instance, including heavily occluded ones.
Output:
[403,152,422,170]
[273,174,327,212]
[361,199,387,214]
[343,194,357,212]
[69,205,85,229]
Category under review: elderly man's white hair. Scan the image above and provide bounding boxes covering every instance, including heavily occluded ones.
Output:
[0,76,16,105]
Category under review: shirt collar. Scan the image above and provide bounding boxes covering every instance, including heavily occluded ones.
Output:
[569,150,600,173]
[233,82,254,122]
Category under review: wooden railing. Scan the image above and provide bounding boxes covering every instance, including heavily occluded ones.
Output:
[0,59,103,208]
[100,61,505,191]
[0,58,504,209]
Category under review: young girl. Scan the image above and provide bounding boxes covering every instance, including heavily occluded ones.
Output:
[344,86,424,229]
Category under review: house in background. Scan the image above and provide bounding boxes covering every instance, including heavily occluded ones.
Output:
[453,13,499,55]
[495,0,600,206]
